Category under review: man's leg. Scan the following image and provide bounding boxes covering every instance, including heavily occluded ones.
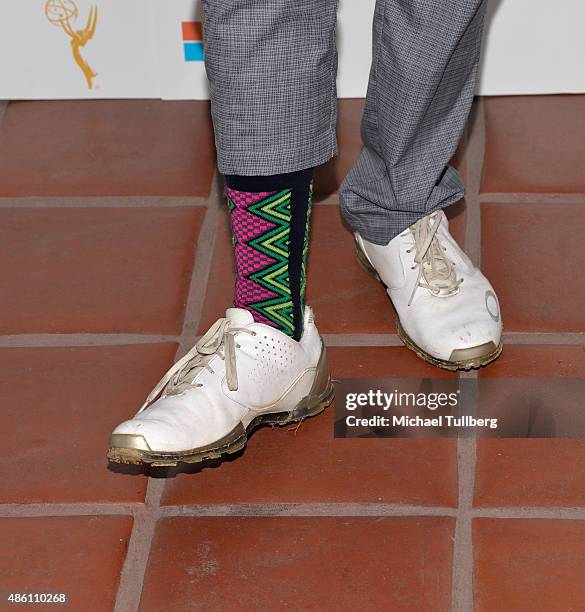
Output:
[203,0,338,340]
[202,0,339,177]
[107,0,338,466]
[340,0,487,243]
[342,0,502,371]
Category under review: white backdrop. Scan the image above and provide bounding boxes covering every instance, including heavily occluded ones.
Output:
[1,0,584,100]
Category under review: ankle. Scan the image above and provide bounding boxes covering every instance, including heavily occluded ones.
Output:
[225,168,314,341]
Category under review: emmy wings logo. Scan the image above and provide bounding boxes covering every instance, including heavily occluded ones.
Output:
[45,0,98,89]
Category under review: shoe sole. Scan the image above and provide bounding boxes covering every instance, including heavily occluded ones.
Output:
[107,344,334,467]
[354,237,503,371]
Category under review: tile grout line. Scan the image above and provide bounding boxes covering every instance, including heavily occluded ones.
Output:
[313,194,341,205]
[0,180,330,210]
[479,193,585,204]
[452,374,479,612]
[8,501,585,520]
[113,172,223,612]
[113,479,165,612]
[451,96,485,612]
[501,332,585,345]
[0,503,144,517]
[0,192,582,209]
[160,504,458,517]
[471,507,585,520]
[0,196,208,208]
[3,331,583,349]
[322,334,403,347]
[0,101,7,128]
[177,170,223,354]
[462,96,485,266]
[0,334,179,348]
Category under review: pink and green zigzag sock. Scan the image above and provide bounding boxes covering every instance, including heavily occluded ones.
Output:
[226,173,312,340]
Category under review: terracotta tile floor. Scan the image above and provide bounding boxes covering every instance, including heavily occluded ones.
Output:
[2,95,584,611]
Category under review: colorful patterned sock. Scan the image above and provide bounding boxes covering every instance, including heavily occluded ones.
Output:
[225,168,313,341]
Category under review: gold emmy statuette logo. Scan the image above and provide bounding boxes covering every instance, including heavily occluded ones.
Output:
[45,0,98,89]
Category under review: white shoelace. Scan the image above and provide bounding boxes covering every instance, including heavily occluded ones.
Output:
[138,318,255,412]
[406,212,463,306]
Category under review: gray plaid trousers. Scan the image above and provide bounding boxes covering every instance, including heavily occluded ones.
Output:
[201,0,488,244]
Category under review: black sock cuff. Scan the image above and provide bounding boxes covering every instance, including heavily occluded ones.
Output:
[288,178,312,341]
[225,167,314,192]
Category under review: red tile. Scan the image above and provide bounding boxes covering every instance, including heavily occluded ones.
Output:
[481,95,585,194]
[475,346,585,507]
[444,198,467,247]
[197,210,235,333]
[474,519,585,611]
[142,517,454,611]
[0,207,204,334]
[481,201,585,332]
[162,347,457,506]
[478,345,585,379]
[452,111,469,178]
[0,344,177,503]
[307,205,395,333]
[0,100,215,197]
[0,516,132,611]
[330,345,458,380]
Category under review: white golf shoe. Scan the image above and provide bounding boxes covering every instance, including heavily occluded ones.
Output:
[107,306,333,466]
[354,210,502,370]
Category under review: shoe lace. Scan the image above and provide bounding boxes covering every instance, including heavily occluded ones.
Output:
[138,318,255,413]
[405,212,463,306]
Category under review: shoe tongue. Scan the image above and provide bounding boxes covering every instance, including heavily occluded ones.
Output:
[226,308,254,327]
